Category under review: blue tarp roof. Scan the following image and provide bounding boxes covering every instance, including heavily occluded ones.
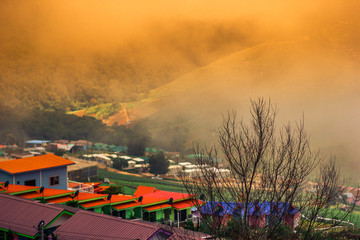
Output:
[201,201,299,217]
[26,140,50,144]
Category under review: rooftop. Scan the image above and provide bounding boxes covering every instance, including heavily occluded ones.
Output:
[0,154,75,174]
[0,183,40,195]
[0,194,66,238]
[47,192,107,204]
[17,188,74,199]
[54,210,172,240]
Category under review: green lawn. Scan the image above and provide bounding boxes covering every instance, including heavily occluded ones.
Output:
[98,169,187,193]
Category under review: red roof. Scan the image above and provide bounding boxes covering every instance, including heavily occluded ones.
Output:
[134,185,155,196]
[0,154,75,174]
[0,194,66,237]
[54,210,172,240]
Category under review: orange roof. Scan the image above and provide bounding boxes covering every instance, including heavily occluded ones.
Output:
[134,186,155,196]
[112,186,193,210]
[144,203,171,212]
[80,195,135,209]
[144,189,192,201]
[47,192,107,204]
[17,188,74,199]
[172,199,203,210]
[94,186,110,193]
[112,200,141,210]
[0,154,75,174]
[0,184,40,194]
[80,199,109,209]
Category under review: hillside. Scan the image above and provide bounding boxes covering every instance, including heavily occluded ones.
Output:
[1,0,360,178]
[126,21,360,177]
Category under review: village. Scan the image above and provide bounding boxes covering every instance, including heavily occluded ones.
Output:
[0,139,359,239]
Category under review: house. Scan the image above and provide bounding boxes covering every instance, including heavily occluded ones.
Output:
[54,210,174,240]
[168,165,182,176]
[0,194,183,240]
[25,140,50,148]
[10,152,35,159]
[0,154,75,189]
[0,181,202,229]
[110,186,202,227]
[201,201,300,229]
[0,194,74,239]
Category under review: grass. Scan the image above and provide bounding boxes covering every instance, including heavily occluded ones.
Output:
[98,168,187,193]
[316,206,360,227]
[85,103,120,119]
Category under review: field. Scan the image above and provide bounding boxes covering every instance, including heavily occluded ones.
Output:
[97,168,186,194]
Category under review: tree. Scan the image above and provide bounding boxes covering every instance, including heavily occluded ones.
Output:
[103,185,123,195]
[112,157,129,170]
[181,98,358,240]
[149,151,169,175]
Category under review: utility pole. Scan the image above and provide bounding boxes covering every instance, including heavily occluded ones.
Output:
[37,220,45,240]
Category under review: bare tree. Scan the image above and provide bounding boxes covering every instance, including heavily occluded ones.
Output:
[181,98,358,240]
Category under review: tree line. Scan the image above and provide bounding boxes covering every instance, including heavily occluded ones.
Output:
[0,104,150,156]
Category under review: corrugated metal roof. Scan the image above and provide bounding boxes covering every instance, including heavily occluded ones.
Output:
[201,201,300,217]
[0,154,75,174]
[80,194,135,209]
[171,199,203,210]
[26,140,50,144]
[134,220,210,240]
[54,210,172,240]
[47,202,81,214]
[134,186,155,196]
[112,201,141,210]
[113,186,193,211]
[0,183,40,194]
[17,188,74,199]
[47,192,107,204]
[144,203,171,212]
[0,194,65,237]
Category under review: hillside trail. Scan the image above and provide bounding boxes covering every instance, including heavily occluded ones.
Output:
[123,103,130,124]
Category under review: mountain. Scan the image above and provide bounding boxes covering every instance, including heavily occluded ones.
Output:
[1,0,360,178]
[124,21,360,178]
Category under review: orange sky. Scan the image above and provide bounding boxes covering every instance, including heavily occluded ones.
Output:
[1,0,360,179]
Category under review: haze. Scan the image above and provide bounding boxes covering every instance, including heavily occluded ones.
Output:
[1,1,359,180]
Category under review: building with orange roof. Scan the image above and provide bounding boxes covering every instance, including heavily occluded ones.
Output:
[111,186,201,226]
[0,154,75,190]
[0,182,202,228]
[0,182,40,195]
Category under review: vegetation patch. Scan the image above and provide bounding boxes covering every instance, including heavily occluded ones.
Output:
[98,169,186,193]
[85,103,120,119]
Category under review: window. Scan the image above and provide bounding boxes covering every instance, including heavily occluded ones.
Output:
[24,179,36,186]
[50,176,60,186]
[174,209,187,222]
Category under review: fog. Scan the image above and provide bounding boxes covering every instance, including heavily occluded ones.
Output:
[1,0,360,180]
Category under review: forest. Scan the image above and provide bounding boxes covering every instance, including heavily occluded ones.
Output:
[0,103,151,154]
